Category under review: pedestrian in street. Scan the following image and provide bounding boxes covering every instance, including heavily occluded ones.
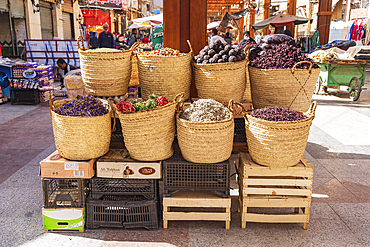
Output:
[240,31,256,45]
[88,31,98,49]
[115,34,128,50]
[224,32,232,45]
[142,33,149,44]
[57,58,78,87]
[98,23,114,48]
[128,28,138,48]
[210,28,226,45]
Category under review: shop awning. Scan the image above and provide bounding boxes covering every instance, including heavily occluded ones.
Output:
[132,13,163,25]
[125,23,151,30]
[252,13,312,30]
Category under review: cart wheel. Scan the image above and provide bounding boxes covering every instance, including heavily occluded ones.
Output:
[349,77,361,101]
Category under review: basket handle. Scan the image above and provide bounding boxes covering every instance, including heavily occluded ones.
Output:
[130,42,140,51]
[305,101,317,117]
[244,45,250,63]
[77,35,86,51]
[48,93,53,115]
[108,98,117,133]
[227,99,234,115]
[233,102,249,122]
[292,61,313,74]
[187,40,193,54]
[174,92,185,112]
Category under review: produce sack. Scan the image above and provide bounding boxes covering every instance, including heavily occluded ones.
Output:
[50,97,112,160]
[78,35,139,97]
[260,34,294,44]
[112,93,185,161]
[249,61,320,112]
[137,42,192,101]
[236,102,317,167]
[177,99,234,163]
[193,41,247,106]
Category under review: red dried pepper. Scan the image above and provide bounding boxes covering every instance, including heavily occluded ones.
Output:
[155,96,170,107]
[116,101,136,114]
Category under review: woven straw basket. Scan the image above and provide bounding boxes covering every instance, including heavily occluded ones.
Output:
[137,41,193,101]
[249,61,321,112]
[193,46,247,106]
[235,101,317,168]
[78,35,139,97]
[129,55,140,87]
[112,93,185,161]
[49,98,112,160]
[243,61,252,103]
[177,100,234,163]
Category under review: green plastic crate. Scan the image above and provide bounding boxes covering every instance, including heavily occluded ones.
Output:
[42,208,85,232]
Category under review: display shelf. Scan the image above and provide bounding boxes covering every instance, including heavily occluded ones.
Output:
[238,152,313,229]
[10,88,40,105]
[163,191,231,229]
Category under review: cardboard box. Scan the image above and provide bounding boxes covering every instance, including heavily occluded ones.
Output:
[43,208,85,232]
[40,151,96,178]
[97,149,162,179]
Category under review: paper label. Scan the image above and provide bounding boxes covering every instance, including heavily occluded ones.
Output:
[74,171,84,177]
[64,163,79,171]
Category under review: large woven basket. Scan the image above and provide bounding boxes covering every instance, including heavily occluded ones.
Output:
[177,100,234,163]
[78,35,139,97]
[49,98,112,160]
[137,41,193,101]
[193,46,247,106]
[243,62,252,103]
[112,93,185,161]
[236,101,317,167]
[249,61,321,112]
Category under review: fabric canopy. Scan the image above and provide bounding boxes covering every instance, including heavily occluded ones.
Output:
[207,21,234,30]
[252,13,312,30]
[125,23,151,30]
[132,13,163,26]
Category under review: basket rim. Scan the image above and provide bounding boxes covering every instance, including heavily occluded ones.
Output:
[136,51,193,59]
[246,110,314,125]
[78,48,133,54]
[51,98,112,119]
[193,58,247,67]
[248,65,322,72]
[176,111,233,125]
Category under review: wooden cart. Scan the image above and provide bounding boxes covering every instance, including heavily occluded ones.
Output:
[314,58,370,101]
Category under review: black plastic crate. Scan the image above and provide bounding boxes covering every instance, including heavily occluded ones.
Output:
[10,88,40,105]
[234,118,246,143]
[163,153,230,198]
[42,178,89,208]
[90,178,158,201]
[86,196,158,230]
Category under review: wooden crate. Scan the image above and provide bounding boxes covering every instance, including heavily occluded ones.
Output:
[163,191,231,229]
[238,152,314,229]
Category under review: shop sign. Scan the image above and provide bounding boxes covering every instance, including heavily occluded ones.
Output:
[152,27,163,51]
[78,0,122,9]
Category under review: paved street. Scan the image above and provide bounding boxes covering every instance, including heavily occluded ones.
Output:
[0,74,369,247]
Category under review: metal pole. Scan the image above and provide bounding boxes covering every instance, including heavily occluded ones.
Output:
[7,0,16,56]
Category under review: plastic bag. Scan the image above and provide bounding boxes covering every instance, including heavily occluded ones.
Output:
[64,69,84,90]
[260,34,294,44]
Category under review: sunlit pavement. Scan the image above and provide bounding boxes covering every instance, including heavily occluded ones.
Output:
[0,73,369,247]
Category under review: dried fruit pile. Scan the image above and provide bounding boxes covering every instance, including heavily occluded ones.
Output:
[55,95,109,117]
[180,99,230,122]
[138,47,185,57]
[248,42,319,69]
[250,106,307,122]
[116,93,171,114]
[194,39,246,64]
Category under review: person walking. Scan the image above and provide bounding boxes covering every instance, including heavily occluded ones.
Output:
[210,28,226,44]
[224,32,232,45]
[142,33,149,43]
[128,28,138,48]
[115,34,128,50]
[88,31,98,49]
[98,23,114,48]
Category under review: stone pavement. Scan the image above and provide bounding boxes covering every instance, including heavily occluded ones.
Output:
[0,76,370,247]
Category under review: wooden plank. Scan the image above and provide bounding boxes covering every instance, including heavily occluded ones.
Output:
[163,198,231,208]
[242,178,312,187]
[243,197,311,208]
[243,187,312,196]
[180,0,190,53]
[163,212,230,221]
[163,0,181,50]
[239,153,313,177]
[242,213,309,223]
